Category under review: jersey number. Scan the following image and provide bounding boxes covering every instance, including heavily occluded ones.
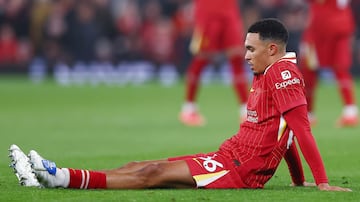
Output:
[199,155,224,172]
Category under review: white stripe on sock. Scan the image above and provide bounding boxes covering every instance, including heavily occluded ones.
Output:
[80,170,85,189]
[84,170,90,189]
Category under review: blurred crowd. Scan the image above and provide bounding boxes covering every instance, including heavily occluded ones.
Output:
[0,0,359,85]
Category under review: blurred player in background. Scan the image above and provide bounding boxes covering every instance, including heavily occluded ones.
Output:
[179,0,249,126]
[299,0,358,127]
[10,19,351,192]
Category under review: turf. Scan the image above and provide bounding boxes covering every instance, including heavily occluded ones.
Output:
[0,76,359,202]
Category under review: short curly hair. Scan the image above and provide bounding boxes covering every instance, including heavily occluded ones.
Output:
[247,18,289,45]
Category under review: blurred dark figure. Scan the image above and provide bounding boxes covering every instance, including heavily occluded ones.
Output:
[351,0,360,76]
[351,0,360,37]
[63,1,100,63]
[0,0,32,72]
[279,1,307,54]
[41,0,73,65]
[141,0,177,66]
[255,0,285,18]
[113,0,142,61]
[0,0,30,38]
[172,1,195,73]
[93,0,117,40]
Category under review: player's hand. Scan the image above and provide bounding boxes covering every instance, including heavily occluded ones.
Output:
[317,183,352,192]
[291,181,316,187]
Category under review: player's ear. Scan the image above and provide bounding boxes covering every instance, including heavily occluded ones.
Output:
[268,43,277,56]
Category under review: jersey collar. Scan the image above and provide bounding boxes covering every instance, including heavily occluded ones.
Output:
[264,52,297,75]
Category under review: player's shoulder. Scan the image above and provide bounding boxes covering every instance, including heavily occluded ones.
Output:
[265,53,299,74]
[264,57,304,89]
[266,61,300,78]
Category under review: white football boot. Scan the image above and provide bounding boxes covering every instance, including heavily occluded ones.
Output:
[28,150,69,188]
[8,144,41,187]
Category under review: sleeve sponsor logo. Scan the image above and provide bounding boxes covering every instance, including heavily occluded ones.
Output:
[275,77,301,89]
[281,70,291,80]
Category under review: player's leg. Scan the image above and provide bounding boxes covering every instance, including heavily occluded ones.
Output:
[300,55,319,124]
[184,56,208,105]
[227,50,248,122]
[179,20,222,126]
[28,149,195,189]
[179,56,208,126]
[299,34,319,125]
[332,36,358,127]
[223,15,249,122]
[100,159,168,174]
[105,160,195,189]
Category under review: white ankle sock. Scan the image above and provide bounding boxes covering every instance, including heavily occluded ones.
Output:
[343,105,358,117]
[182,102,198,113]
[55,168,70,187]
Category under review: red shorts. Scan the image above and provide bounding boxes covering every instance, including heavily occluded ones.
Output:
[190,13,244,54]
[169,152,247,188]
[301,27,353,70]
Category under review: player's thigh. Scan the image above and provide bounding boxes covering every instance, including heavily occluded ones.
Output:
[156,160,195,187]
[191,19,223,53]
[181,153,247,188]
[315,35,352,69]
[332,36,353,70]
[311,29,334,67]
[99,159,168,174]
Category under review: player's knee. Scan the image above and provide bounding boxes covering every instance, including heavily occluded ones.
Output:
[135,163,164,188]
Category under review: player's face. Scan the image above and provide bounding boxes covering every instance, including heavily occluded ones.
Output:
[244,33,271,75]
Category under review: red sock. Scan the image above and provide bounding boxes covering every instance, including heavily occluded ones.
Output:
[229,56,248,104]
[334,70,356,105]
[185,57,208,102]
[332,37,355,106]
[68,168,107,189]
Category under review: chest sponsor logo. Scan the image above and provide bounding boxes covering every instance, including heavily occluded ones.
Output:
[275,77,301,89]
[246,110,258,123]
[281,70,291,80]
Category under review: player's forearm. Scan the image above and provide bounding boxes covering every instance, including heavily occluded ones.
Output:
[283,105,328,185]
[296,135,328,184]
[284,142,305,185]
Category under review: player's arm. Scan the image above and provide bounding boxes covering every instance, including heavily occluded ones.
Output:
[284,141,305,186]
[283,105,352,191]
[284,142,317,187]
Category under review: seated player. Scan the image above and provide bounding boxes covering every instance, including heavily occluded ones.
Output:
[9,19,351,191]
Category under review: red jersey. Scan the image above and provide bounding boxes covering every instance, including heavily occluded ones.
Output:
[308,0,355,34]
[194,0,240,18]
[190,0,243,53]
[301,0,355,68]
[171,53,328,188]
[219,53,327,187]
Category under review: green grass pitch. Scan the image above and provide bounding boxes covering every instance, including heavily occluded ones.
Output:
[0,76,359,202]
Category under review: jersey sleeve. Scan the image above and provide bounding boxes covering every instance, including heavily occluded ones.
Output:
[266,62,307,113]
[283,105,329,185]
